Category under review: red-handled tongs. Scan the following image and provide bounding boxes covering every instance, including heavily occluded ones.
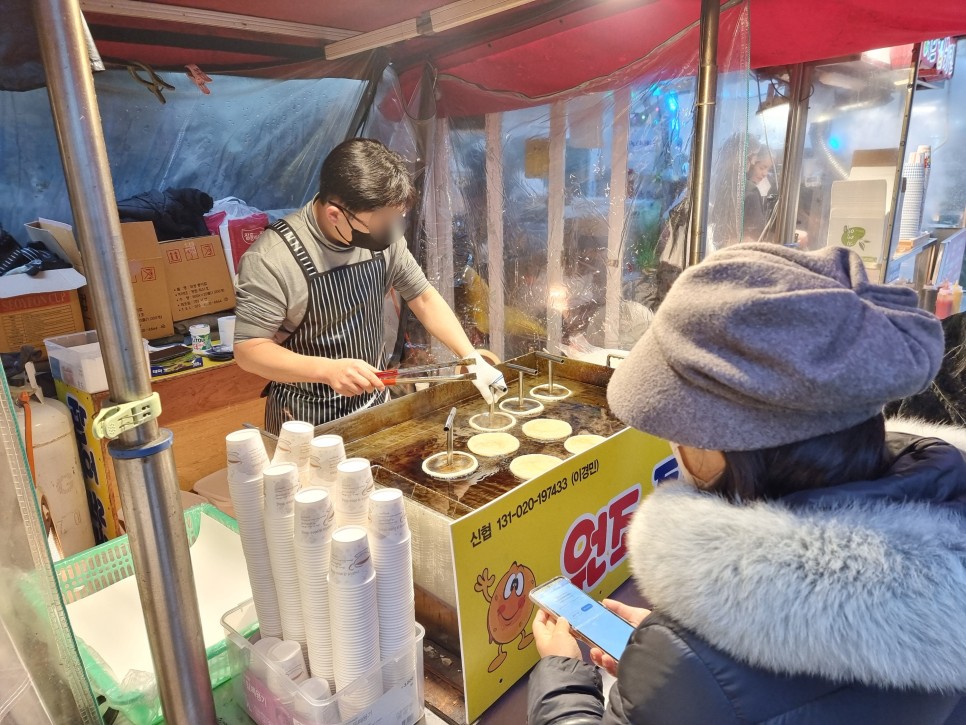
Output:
[376,356,476,386]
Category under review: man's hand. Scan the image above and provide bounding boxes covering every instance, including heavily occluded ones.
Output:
[321,358,385,397]
[471,352,507,404]
[533,610,582,660]
[588,599,650,677]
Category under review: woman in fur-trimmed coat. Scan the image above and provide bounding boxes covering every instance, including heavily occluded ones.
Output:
[527,244,966,725]
[529,418,966,725]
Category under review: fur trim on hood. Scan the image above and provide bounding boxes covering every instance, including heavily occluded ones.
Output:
[628,422,966,694]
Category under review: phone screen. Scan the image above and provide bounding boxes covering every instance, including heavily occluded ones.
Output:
[530,577,635,660]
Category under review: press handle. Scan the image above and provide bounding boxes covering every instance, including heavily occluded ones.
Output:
[505,363,538,376]
[535,351,565,364]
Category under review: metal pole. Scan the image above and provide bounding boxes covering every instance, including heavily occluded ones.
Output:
[32,2,217,723]
[687,0,719,266]
[774,63,813,245]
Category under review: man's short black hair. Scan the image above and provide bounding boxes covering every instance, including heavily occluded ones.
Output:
[319,138,415,212]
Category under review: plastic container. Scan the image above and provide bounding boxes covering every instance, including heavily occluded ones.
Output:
[44,329,150,394]
[54,504,254,725]
[222,599,425,725]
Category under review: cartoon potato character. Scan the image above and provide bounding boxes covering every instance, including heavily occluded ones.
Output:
[475,562,536,672]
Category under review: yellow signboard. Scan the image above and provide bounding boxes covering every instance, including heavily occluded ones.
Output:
[449,428,674,721]
[55,380,125,543]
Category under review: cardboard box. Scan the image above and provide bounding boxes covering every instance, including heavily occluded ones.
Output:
[122,222,175,339]
[0,268,87,358]
[26,219,175,338]
[23,220,234,338]
[161,235,236,322]
[55,380,125,543]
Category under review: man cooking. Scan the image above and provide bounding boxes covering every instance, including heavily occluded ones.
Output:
[233,138,506,434]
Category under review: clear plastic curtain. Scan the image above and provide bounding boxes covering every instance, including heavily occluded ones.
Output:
[402,1,752,365]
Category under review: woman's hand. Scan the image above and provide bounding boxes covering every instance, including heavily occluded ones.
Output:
[588,599,651,677]
[533,609,581,660]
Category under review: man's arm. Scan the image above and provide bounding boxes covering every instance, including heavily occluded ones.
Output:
[234,339,384,397]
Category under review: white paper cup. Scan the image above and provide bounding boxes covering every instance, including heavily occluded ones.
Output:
[273,421,315,469]
[251,636,282,682]
[264,464,299,518]
[309,435,346,488]
[269,640,309,690]
[368,489,410,543]
[295,677,338,725]
[335,459,374,528]
[226,429,269,478]
[295,488,336,547]
[217,315,236,350]
[328,526,374,585]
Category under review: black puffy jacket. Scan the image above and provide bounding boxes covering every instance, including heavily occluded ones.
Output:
[528,427,966,725]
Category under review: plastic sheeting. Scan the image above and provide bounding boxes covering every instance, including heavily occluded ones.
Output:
[0,378,99,724]
[396,1,752,364]
[0,63,368,244]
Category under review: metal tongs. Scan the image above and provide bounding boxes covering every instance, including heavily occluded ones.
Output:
[376,356,476,386]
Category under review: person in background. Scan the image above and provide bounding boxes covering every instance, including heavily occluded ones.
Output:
[710,135,808,250]
[528,243,966,725]
[233,139,505,434]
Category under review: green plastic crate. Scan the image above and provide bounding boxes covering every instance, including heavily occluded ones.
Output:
[55,503,252,725]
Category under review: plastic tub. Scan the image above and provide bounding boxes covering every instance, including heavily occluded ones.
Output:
[44,329,150,394]
[222,599,425,725]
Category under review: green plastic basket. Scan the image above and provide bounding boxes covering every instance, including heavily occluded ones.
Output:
[55,503,251,725]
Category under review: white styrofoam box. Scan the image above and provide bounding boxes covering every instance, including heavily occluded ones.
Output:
[44,330,150,394]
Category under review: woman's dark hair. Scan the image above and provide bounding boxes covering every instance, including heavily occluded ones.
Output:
[707,413,891,502]
[319,138,414,212]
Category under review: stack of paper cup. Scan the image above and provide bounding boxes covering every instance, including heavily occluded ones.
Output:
[264,463,307,653]
[328,526,382,718]
[309,435,346,494]
[294,488,337,686]
[369,489,417,690]
[273,420,315,486]
[226,429,282,639]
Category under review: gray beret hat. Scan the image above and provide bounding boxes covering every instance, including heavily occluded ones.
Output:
[607,243,944,451]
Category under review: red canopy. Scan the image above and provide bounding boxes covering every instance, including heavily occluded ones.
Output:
[80,0,966,114]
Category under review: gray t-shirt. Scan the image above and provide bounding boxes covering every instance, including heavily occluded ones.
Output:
[234,196,431,343]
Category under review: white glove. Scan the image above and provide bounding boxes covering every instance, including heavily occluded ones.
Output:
[470,352,507,405]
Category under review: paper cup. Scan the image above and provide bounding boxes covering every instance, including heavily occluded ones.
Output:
[217,315,236,350]
[328,526,374,585]
[226,429,269,479]
[251,636,282,682]
[269,640,309,689]
[295,488,336,547]
[295,677,338,725]
[368,489,410,543]
[264,464,299,518]
[335,459,374,528]
[309,435,346,488]
[273,421,315,469]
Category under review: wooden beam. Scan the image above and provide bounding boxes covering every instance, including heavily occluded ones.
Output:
[80,0,357,42]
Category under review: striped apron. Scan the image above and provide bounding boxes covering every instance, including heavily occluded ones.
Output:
[264,219,389,434]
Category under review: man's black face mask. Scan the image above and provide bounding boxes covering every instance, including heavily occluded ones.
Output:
[331,202,404,252]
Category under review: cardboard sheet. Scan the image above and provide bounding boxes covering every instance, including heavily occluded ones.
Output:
[66,514,252,681]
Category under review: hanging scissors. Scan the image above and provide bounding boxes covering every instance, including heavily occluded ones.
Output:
[126,61,175,104]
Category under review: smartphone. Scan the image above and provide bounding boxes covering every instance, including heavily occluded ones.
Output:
[530,576,635,660]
